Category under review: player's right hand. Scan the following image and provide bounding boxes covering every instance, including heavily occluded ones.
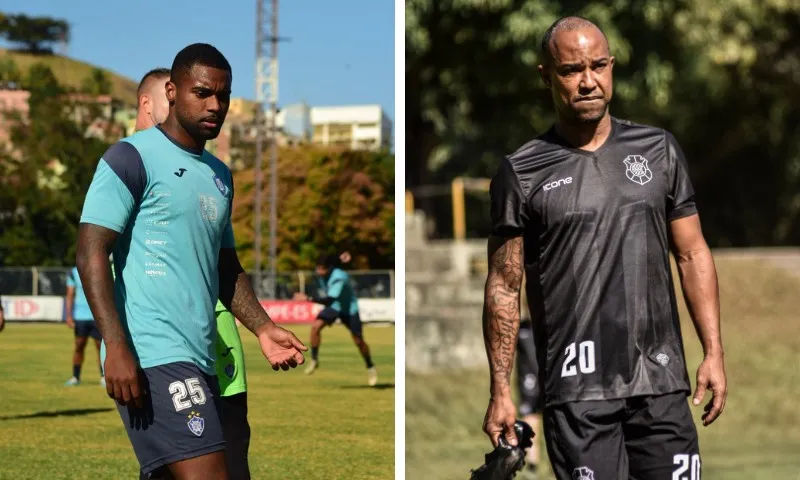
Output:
[483,394,519,448]
[103,343,145,408]
[65,316,75,329]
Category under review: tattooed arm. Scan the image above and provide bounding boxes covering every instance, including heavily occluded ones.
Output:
[218,247,307,370]
[76,224,125,346]
[218,247,274,336]
[482,235,524,447]
[483,235,524,396]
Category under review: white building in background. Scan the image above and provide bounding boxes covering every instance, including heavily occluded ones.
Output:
[310,104,392,151]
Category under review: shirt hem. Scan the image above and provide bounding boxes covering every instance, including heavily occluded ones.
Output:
[138,356,215,375]
[545,386,691,408]
[219,384,247,397]
[79,216,125,233]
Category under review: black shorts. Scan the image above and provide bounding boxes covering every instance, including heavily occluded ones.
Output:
[117,362,225,477]
[74,320,102,340]
[544,392,700,480]
[317,307,363,337]
[516,320,543,415]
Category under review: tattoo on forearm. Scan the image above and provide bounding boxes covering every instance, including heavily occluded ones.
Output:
[76,224,125,345]
[229,273,273,334]
[483,236,523,393]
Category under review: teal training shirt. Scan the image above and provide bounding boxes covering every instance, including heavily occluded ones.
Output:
[80,125,235,374]
[66,266,94,321]
[318,267,359,316]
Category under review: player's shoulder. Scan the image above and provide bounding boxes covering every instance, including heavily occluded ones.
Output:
[612,116,676,144]
[505,129,561,166]
[203,150,231,177]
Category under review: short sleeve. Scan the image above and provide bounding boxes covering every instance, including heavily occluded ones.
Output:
[66,267,76,288]
[489,157,529,237]
[221,175,236,248]
[664,132,698,221]
[80,142,147,233]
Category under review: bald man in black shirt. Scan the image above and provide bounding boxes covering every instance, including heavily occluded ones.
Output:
[482,16,727,480]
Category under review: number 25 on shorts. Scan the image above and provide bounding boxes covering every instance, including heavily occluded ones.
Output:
[169,378,207,412]
[561,340,596,378]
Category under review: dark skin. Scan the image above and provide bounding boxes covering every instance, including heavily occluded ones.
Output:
[483,21,727,448]
[77,63,306,480]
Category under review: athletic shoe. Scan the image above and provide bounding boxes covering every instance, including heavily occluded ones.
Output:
[367,367,378,387]
[470,420,534,480]
[64,376,80,386]
[305,360,319,375]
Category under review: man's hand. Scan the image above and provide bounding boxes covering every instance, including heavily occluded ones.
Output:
[693,354,727,426]
[483,394,519,447]
[66,315,75,329]
[293,292,309,301]
[103,343,145,408]
[257,324,308,371]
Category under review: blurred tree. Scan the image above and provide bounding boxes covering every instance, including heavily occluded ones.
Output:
[406,0,800,246]
[0,64,109,266]
[0,14,70,53]
[0,55,22,87]
[231,146,395,271]
[80,68,112,95]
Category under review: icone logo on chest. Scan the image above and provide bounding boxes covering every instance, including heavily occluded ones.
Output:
[543,176,573,191]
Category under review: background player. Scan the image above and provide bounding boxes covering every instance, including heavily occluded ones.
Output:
[132,67,253,480]
[482,17,727,479]
[294,253,377,386]
[64,265,104,387]
[78,43,306,479]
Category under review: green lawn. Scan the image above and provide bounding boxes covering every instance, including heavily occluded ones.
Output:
[406,259,800,479]
[0,323,395,480]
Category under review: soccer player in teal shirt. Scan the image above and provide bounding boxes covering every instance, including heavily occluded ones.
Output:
[76,43,307,479]
[64,266,104,386]
[296,253,377,386]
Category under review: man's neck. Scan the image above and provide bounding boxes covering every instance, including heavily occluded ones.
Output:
[133,114,154,133]
[554,113,612,152]
[160,116,205,152]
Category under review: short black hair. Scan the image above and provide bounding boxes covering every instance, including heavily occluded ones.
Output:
[540,16,609,66]
[316,253,340,270]
[170,43,232,82]
[137,67,170,97]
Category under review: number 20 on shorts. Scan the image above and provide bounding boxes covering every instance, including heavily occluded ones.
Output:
[561,340,596,378]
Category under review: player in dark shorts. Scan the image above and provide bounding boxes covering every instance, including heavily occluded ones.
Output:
[482,17,727,480]
[64,266,104,387]
[77,43,306,480]
[295,253,378,386]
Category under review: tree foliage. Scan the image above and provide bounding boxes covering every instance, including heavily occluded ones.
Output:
[0,13,69,53]
[0,64,109,266]
[81,68,112,95]
[407,0,800,246]
[231,146,395,271]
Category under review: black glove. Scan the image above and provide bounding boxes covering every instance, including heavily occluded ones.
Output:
[469,420,534,480]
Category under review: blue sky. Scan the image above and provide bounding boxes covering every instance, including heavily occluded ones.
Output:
[1,0,395,123]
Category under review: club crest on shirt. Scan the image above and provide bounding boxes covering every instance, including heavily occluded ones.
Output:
[623,155,653,185]
[212,174,229,197]
[187,411,205,437]
[573,466,595,480]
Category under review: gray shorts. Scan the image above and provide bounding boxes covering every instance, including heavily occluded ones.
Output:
[116,361,225,476]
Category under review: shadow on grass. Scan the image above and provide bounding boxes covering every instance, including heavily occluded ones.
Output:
[0,407,113,420]
[339,383,395,390]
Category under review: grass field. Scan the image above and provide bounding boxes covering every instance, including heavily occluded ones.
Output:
[406,258,800,479]
[0,323,394,480]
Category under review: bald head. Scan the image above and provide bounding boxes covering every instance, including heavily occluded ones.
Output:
[540,16,610,66]
[135,68,171,131]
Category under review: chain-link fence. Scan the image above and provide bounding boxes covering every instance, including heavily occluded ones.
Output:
[0,267,394,300]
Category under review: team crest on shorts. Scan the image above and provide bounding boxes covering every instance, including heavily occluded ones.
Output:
[656,353,670,366]
[187,411,205,437]
[623,155,653,185]
[573,466,595,480]
[212,174,229,196]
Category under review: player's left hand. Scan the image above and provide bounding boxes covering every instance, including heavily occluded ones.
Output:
[693,353,727,426]
[257,324,308,371]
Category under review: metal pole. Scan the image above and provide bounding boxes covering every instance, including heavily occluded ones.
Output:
[253,0,264,297]
[268,0,279,298]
